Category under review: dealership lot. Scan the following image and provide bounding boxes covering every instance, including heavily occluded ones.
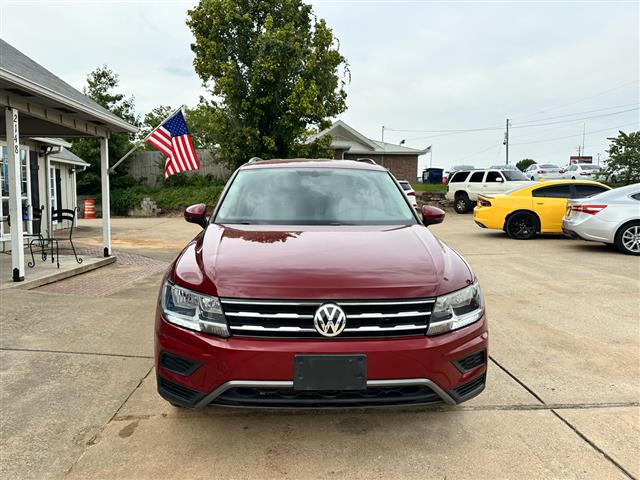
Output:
[1,215,638,480]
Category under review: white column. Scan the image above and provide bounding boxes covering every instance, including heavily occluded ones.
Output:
[100,137,111,257]
[44,153,52,237]
[6,108,24,281]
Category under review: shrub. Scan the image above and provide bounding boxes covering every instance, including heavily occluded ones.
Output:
[105,184,224,215]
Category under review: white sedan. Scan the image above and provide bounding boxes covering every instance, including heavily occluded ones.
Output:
[562,163,601,180]
[524,163,563,181]
[562,183,640,255]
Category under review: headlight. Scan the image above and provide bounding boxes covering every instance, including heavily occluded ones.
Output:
[427,281,484,336]
[161,280,229,337]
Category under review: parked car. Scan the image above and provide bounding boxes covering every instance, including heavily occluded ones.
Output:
[523,163,563,181]
[445,168,530,213]
[561,163,601,180]
[562,183,640,255]
[473,180,610,239]
[398,180,418,207]
[447,164,475,183]
[155,159,488,409]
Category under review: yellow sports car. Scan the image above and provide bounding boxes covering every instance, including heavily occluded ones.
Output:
[473,180,610,239]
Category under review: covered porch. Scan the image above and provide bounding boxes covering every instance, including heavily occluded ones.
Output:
[0,39,138,283]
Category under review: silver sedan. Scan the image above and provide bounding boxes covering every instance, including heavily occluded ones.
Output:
[562,183,640,255]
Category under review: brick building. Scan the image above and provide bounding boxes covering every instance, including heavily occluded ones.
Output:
[308,120,429,181]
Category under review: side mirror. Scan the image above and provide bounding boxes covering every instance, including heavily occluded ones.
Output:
[421,205,445,226]
[184,203,208,229]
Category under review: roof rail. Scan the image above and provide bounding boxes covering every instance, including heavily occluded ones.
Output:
[356,158,377,165]
[248,156,264,163]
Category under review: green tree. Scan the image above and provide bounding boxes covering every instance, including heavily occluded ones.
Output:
[71,66,139,193]
[516,158,535,172]
[187,0,349,168]
[603,130,640,184]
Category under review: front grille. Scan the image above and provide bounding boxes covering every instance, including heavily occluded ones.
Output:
[213,385,442,407]
[220,298,435,339]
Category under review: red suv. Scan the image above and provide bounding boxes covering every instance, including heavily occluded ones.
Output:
[156,159,488,408]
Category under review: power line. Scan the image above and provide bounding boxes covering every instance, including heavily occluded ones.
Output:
[511,107,639,129]
[385,106,639,138]
[511,121,638,146]
[510,79,640,122]
[513,103,639,125]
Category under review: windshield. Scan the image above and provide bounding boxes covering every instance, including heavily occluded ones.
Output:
[502,169,528,181]
[215,167,418,225]
[540,164,559,168]
[399,182,412,191]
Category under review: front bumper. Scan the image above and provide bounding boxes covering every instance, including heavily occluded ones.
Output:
[155,313,488,408]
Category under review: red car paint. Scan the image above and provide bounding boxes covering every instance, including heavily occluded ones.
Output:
[155,159,488,408]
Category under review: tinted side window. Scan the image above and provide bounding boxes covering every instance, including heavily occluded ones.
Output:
[485,171,503,182]
[450,171,470,183]
[532,185,572,198]
[469,171,484,182]
[573,185,609,198]
[630,193,640,201]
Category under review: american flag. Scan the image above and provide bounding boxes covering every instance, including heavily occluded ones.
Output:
[146,110,200,179]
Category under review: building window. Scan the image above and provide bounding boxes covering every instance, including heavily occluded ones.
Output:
[0,144,32,240]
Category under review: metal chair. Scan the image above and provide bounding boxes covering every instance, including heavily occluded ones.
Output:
[27,206,60,268]
[50,207,83,265]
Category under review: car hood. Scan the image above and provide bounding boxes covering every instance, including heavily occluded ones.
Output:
[171,224,473,299]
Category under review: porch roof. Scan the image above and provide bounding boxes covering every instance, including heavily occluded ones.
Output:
[0,39,138,138]
[50,148,90,168]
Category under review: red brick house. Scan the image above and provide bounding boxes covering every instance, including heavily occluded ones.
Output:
[308,120,429,181]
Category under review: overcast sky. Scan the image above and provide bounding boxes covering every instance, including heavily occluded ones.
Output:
[1,0,638,172]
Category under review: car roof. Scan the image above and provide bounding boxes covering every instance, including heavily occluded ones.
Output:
[506,179,610,195]
[239,158,387,172]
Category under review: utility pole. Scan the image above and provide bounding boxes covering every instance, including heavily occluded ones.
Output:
[503,118,510,165]
[577,145,582,157]
[597,153,601,166]
[582,123,586,156]
[381,125,385,143]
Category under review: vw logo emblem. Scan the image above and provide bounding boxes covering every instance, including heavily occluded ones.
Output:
[313,303,347,337]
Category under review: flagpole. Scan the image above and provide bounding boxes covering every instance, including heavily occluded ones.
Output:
[109,105,185,173]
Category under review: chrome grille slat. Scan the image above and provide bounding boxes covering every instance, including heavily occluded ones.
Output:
[225,312,314,319]
[221,297,435,339]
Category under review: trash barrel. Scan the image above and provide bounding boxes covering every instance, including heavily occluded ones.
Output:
[84,199,96,219]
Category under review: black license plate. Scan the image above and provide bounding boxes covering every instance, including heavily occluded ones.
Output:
[293,354,367,391]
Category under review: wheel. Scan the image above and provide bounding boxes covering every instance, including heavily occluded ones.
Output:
[571,176,576,179]
[506,212,538,240]
[610,175,617,183]
[615,222,640,255]
[530,176,535,181]
[454,193,471,214]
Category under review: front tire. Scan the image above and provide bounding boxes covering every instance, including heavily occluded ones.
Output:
[506,212,538,240]
[615,222,640,255]
[454,193,471,214]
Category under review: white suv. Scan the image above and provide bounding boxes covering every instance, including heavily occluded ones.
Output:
[446,168,530,213]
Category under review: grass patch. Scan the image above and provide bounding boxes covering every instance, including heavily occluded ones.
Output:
[412,183,447,192]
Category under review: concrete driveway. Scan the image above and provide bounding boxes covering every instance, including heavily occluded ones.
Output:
[1,215,638,479]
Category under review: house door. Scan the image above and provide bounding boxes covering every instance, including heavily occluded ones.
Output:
[29,151,39,211]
